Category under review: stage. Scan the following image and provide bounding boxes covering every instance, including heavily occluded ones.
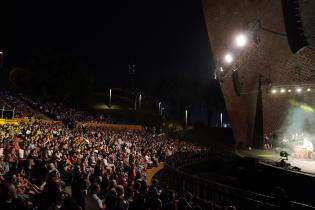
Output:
[236,148,315,176]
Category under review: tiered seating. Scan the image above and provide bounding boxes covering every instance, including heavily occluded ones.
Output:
[0,119,204,210]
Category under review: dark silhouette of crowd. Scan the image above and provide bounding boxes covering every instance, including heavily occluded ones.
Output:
[18,93,111,123]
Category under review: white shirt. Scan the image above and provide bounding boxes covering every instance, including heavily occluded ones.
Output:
[85,193,103,210]
[303,140,313,152]
[18,149,24,159]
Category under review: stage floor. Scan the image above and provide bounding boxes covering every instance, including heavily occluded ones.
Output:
[237,148,315,176]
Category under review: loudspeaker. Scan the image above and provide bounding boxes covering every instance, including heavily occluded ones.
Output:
[282,0,307,53]
[232,70,241,96]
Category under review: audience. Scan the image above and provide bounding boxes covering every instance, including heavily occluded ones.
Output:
[0,90,205,210]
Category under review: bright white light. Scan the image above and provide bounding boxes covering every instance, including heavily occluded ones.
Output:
[224,53,233,63]
[307,88,311,92]
[280,88,285,93]
[296,88,302,92]
[288,89,292,93]
[235,34,247,47]
[271,89,277,94]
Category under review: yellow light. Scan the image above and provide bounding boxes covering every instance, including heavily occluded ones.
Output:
[280,88,285,93]
[289,99,315,113]
[288,89,292,93]
[271,89,277,94]
[296,88,302,92]
[307,88,311,92]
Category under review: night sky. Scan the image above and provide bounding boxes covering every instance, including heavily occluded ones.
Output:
[0,1,226,124]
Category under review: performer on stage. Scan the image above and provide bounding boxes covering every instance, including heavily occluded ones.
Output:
[264,133,272,149]
[302,138,313,159]
[280,136,289,148]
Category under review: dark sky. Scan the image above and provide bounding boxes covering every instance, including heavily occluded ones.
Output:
[0,1,213,89]
[0,1,226,124]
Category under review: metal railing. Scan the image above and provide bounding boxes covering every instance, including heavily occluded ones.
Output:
[164,150,315,210]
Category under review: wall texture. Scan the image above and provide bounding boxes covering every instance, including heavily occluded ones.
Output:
[202,0,315,144]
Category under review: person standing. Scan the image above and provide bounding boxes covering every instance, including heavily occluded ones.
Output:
[85,183,104,210]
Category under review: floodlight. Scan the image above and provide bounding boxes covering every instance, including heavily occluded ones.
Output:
[224,53,233,63]
[235,34,247,47]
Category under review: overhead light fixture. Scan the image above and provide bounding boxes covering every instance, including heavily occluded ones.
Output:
[271,89,277,94]
[280,88,285,93]
[224,53,233,63]
[235,34,247,47]
[307,88,311,92]
[296,88,302,93]
[288,89,292,93]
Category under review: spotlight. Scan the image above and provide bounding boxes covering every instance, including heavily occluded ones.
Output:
[296,88,302,93]
[280,88,285,93]
[288,89,292,93]
[307,88,311,92]
[224,53,233,63]
[235,34,247,47]
[271,89,277,94]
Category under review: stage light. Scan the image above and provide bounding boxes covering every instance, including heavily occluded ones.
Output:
[280,88,285,93]
[296,88,302,93]
[224,53,233,63]
[289,99,315,113]
[288,89,292,93]
[271,89,277,94]
[235,34,247,47]
[307,88,311,92]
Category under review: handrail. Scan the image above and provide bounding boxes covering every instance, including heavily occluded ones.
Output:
[164,150,315,210]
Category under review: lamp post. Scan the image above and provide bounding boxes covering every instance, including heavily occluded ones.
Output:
[158,102,161,115]
[185,110,188,128]
[0,51,3,69]
[109,89,112,108]
[139,94,142,109]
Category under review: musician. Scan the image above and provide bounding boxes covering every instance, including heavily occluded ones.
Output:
[264,133,272,149]
[280,136,289,148]
[302,138,313,159]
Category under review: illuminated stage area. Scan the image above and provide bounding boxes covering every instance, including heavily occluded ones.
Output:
[238,148,315,175]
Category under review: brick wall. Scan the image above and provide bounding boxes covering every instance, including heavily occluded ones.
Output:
[202,0,315,144]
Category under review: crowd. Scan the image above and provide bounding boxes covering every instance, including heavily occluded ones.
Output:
[0,91,45,120]
[19,93,111,123]
[0,120,204,210]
